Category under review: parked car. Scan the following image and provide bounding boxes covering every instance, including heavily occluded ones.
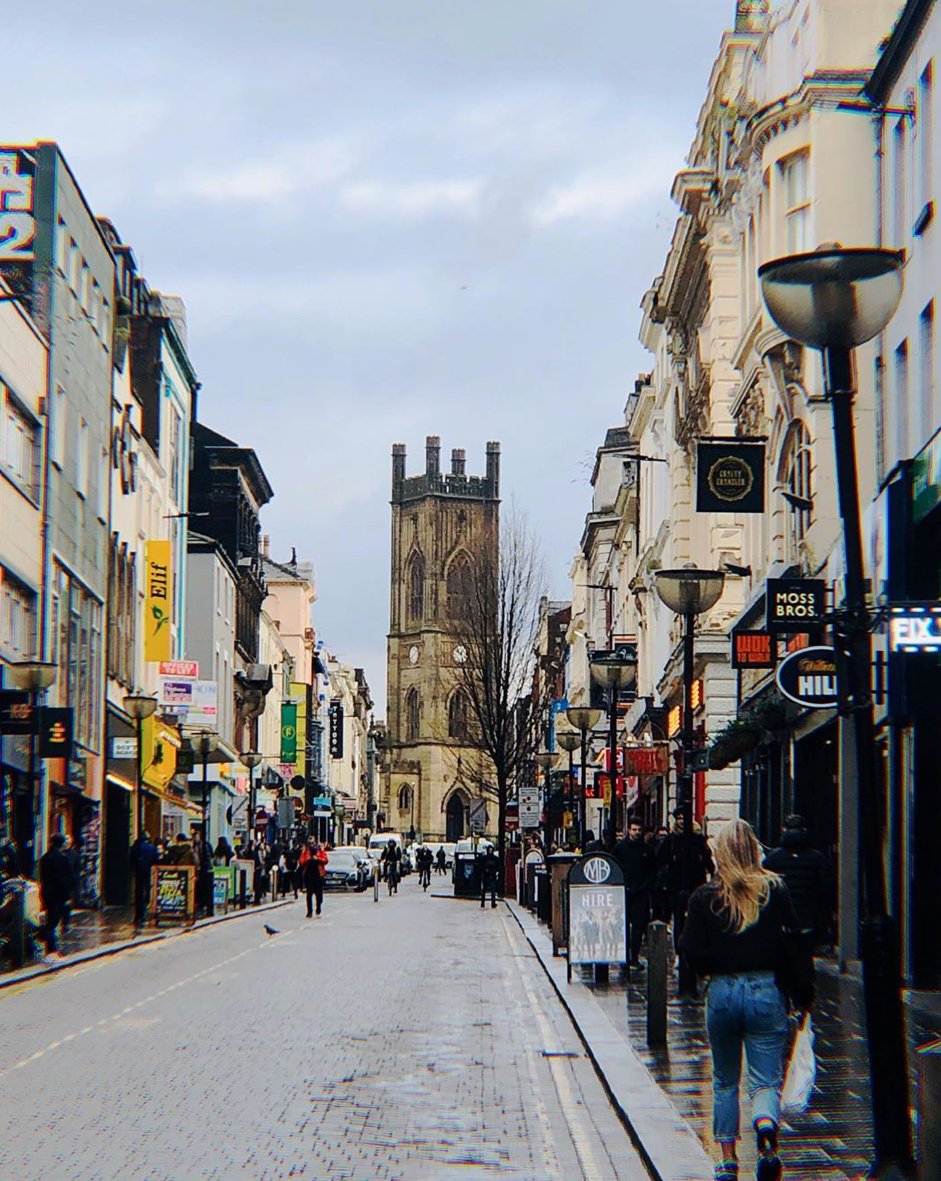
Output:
[323,847,370,891]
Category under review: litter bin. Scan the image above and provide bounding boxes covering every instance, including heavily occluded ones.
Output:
[548,852,579,955]
[524,851,543,910]
[534,864,550,923]
[453,851,481,898]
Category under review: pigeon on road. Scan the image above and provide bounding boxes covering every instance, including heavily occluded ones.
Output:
[264,924,279,937]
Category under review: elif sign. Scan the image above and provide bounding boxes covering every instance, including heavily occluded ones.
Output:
[775,646,839,709]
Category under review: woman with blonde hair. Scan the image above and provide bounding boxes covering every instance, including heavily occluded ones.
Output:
[680,818,807,1181]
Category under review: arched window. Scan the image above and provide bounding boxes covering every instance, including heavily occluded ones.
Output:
[398,784,412,812]
[406,688,420,741]
[446,552,473,619]
[448,689,470,740]
[407,553,424,621]
[780,421,813,561]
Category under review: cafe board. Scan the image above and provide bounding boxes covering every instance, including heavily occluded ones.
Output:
[152,865,195,926]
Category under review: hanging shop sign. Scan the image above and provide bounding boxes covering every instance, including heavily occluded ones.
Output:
[0,151,36,261]
[731,629,776,669]
[766,578,826,632]
[144,539,172,662]
[624,745,669,775]
[888,604,941,653]
[518,786,541,829]
[0,689,32,735]
[696,438,765,513]
[280,702,297,763]
[775,646,839,709]
[328,699,344,759]
[37,707,73,760]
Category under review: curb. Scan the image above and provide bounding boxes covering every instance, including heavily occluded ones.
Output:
[507,900,713,1181]
[0,897,293,991]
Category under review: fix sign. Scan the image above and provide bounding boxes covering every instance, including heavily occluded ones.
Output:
[888,606,941,653]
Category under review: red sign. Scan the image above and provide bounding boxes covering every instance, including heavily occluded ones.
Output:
[158,660,199,678]
[785,632,812,653]
[625,745,669,775]
[731,630,776,669]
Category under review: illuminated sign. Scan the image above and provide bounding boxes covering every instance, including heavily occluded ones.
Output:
[888,605,941,653]
[766,578,826,632]
[731,630,776,669]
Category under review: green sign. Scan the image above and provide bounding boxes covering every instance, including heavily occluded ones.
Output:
[280,702,297,762]
[913,431,941,523]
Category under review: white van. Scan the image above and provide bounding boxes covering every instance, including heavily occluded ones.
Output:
[368,832,405,855]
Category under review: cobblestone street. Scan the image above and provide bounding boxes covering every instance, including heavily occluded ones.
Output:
[0,882,649,1181]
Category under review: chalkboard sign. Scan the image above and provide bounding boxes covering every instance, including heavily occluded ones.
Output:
[153,865,195,926]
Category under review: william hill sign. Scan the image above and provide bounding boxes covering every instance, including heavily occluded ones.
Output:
[775,646,839,709]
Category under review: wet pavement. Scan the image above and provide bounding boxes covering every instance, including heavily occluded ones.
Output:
[585,955,941,1180]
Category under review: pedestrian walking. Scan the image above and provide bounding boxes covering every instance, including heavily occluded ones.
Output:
[435,846,447,875]
[213,836,234,866]
[613,816,653,966]
[38,833,74,960]
[300,839,328,917]
[164,833,197,866]
[763,815,831,944]
[658,808,714,996]
[130,830,158,916]
[651,825,671,921]
[478,845,500,908]
[680,818,812,1181]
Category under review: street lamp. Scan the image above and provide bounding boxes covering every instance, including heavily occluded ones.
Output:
[240,750,262,852]
[566,706,603,843]
[193,731,218,917]
[589,648,638,848]
[533,751,558,855]
[654,566,724,996]
[124,693,158,926]
[759,244,910,1178]
[8,660,57,877]
[555,729,581,844]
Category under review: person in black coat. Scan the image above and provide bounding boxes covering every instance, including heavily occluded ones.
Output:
[657,809,715,996]
[613,817,654,965]
[763,815,831,942]
[39,834,74,956]
[478,846,500,909]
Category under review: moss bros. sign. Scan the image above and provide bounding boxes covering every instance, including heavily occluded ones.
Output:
[766,578,827,632]
[775,646,839,709]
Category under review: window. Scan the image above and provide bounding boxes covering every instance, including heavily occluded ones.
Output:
[920,62,934,210]
[445,552,473,619]
[407,553,424,621]
[0,571,35,661]
[166,400,183,507]
[398,784,412,812]
[76,418,89,498]
[50,384,66,469]
[1,386,39,499]
[894,119,908,248]
[448,689,470,741]
[920,303,935,443]
[780,152,810,253]
[895,340,910,460]
[55,218,68,275]
[53,564,103,750]
[780,421,813,560]
[67,239,80,294]
[406,688,420,741]
[79,263,90,313]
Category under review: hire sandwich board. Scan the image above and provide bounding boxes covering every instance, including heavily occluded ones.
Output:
[566,852,627,982]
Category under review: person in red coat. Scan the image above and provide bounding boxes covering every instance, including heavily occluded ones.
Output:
[299,839,328,917]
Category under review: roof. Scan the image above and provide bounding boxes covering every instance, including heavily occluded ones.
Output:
[866,0,934,102]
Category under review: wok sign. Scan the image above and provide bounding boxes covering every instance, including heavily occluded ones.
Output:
[775,646,839,709]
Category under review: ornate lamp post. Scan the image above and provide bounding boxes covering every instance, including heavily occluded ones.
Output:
[193,731,218,917]
[239,750,262,849]
[555,728,581,845]
[653,566,725,996]
[533,751,558,855]
[588,647,638,848]
[566,706,602,842]
[8,660,57,877]
[759,245,910,1178]
[124,692,158,927]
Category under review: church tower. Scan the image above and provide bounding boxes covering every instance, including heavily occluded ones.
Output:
[383,436,500,843]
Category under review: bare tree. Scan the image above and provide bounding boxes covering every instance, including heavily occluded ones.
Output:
[448,507,550,865]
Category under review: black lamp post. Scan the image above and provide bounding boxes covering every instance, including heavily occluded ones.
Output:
[8,660,57,878]
[555,728,581,844]
[566,706,603,843]
[759,245,911,1179]
[653,566,725,996]
[240,750,262,850]
[534,751,558,854]
[588,648,638,848]
[193,731,218,917]
[124,692,158,927]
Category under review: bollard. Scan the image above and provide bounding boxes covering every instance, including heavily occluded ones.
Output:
[239,869,247,910]
[917,1038,941,1177]
[373,861,380,903]
[10,885,26,970]
[646,920,668,1047]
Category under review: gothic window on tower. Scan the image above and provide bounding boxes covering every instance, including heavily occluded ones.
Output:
[398,784,412,812]
[446,552,473,619]
[407,553,424,621]
[448,689,470,740]
[406,687,421,740]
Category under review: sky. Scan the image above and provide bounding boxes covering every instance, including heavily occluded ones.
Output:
[8,0,734,714]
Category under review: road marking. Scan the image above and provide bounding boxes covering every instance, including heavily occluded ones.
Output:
[0,940,269,1079]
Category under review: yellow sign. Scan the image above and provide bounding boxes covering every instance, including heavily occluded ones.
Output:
[144,540,172,661]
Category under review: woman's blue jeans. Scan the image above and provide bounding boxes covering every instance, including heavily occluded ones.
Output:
[705,971,788,1142]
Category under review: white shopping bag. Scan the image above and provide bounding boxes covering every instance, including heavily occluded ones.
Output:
[781,1013,816,1116]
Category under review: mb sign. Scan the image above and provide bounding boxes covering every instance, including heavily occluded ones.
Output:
[775,646,838,709]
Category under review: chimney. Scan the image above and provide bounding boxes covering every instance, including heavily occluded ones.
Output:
[261,534,270,558]
[486,441,501,497]
[392,443,406,485]
[451,448,466,476]
[426,435,441,478]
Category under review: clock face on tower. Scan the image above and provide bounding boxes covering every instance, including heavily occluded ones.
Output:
[453,644,468,664]
[408,645,420,665]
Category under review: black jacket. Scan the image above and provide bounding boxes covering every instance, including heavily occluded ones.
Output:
[612,836,653,891]
[657,830,714,893]
[39,848,74,908]
[764,831,830,935]
[680,879,798,977]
